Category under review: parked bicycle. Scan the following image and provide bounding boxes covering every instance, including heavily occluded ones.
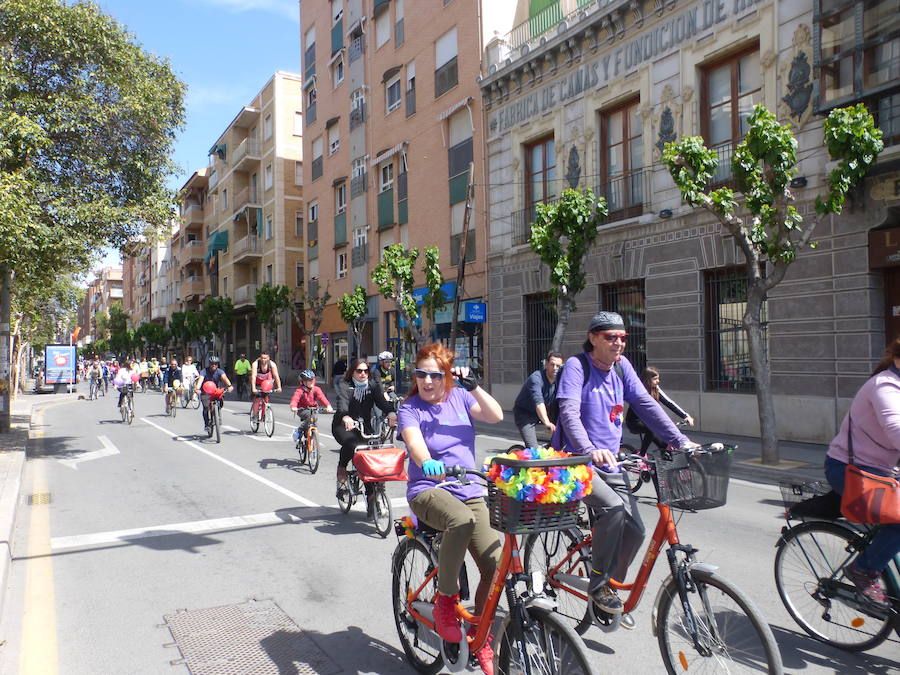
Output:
[391,456,597,674]
[118,384,134,425]
[523,445,783,674]
[294,407,322,474]
[775,481,899,652]
[337,419,405,538]
[250,390,275,437]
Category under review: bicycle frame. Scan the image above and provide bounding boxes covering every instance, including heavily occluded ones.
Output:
[403,530,525,654]
[252,392,269,419]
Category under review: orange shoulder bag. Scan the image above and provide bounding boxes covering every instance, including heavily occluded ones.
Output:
[840,416,900,524]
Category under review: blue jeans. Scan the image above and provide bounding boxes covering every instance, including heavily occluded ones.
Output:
[824,456,900,573]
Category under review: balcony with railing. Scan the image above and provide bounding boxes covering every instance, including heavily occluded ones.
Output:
[232,234,262,263]
[434,56,458,98]
[234,283,258,308]
[182,239,205,263]
[349,103,367,131]
[501,0,602,59]
[233,186,260,213]
[181,276,204,299]
[352,242,368,267]
[510,197,558,246]
[350,172,368,199]
[348,34,364,63]
[232,137,261,172]
[594,168,651,222]
[182,202,203,224]
[208,171,219,191]
[312,156,323,181]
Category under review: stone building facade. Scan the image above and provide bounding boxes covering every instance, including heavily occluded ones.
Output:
[480,0,900,443]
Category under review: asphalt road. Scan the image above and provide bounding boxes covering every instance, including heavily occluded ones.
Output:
[0,383,897,674]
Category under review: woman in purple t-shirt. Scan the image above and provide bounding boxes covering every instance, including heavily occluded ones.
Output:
[398,343,503,672]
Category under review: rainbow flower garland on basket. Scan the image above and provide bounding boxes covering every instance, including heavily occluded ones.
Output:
[484,447,593,504]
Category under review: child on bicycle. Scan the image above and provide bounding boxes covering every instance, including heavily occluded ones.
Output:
[290,370,334,429]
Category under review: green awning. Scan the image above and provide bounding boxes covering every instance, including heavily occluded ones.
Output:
[208,143,227,160]
[203,230,229,263]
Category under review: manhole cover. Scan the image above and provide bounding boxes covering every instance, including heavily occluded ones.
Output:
[27,493,51,505]
[163,599,340,675]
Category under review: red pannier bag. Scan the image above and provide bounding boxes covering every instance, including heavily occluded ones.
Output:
[352,446,409,482]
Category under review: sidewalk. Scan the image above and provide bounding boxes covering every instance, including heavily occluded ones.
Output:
[255,386,827,486]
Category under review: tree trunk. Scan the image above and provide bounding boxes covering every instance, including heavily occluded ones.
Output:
[549,295,571,354]
[744,283,779,464]
[398,305,426,349]
[13,338,26,398]
[0,267,11,432]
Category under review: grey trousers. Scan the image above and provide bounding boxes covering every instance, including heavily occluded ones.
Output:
[409,489,501,613]
[517,419,541,449]
[583,470,645,592]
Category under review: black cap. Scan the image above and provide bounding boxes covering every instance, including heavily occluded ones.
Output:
[588,311,625,332]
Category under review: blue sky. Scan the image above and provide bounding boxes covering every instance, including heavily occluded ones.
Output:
[95,0,301,270]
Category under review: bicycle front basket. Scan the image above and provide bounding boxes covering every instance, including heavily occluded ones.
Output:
[650,445,734,510]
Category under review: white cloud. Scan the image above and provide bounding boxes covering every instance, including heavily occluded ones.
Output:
[190,0,298,22]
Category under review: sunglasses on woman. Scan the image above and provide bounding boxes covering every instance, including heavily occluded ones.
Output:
[414,369,444,381]
[354,367,369,373]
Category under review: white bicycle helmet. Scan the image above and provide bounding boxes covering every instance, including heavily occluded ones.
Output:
[378,351,394,361]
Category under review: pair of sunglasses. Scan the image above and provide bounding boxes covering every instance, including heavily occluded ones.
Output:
[414,369,444,381]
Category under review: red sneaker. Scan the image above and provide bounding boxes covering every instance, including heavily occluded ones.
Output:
[433,593,462,642]
[468,626,494,675]
[845,562,889,606]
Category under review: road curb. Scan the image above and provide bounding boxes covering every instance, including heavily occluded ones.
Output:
[0,430,28,622]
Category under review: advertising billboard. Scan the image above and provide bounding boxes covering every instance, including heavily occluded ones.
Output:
[44,344,77,385]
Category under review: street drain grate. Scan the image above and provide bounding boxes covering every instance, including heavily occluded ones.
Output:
[163,598,340,675]
[27,493,51,505]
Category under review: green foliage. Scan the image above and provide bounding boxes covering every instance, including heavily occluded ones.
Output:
[530,188,607,308]
[203,296,234,344]
[11,273,80,349]
[108,328,134,357]
[338,285,368,325]
[94,310,110,342]
[371,244,445,346]
[255,283,293,351]
[134,321,170,353]
[0,0,186,289]
[169,311,188,349]
[108,301,129,335]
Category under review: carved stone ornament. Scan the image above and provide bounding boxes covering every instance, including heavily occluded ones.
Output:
[653,85,683,159]
[565,145,581,188]
[761,50,776,71]
[655,107,677,156]
[681,86,694,104]
[777,25,814,129]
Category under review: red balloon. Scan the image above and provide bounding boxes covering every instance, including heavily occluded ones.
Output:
[202,381,217,395]
[130,373,140,383]
[214,388,225,399]
[260,379,273,393]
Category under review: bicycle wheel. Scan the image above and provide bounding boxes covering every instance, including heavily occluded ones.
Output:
[307,431,320,474]
[170,395,177,418]
[497,606,594,675]
[656,566,783,674]
[181,390,189,408]
[120,404,127,423]
[337,473,355,513]
[391,537,443,675]
[264,404,275,437]
[249,403,259,433]
[296,435,307,463]
[213,404,221,443]
[774,520,894,651]
[127,400,134,425]
[523,529,592,634]
[372,484,392,538]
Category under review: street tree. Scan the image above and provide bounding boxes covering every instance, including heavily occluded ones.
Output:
[185,311,213,363]
[255,283,293,355]
[663,103,883,464]
[0,0,185,429]
[134,321,170,359]
[530,188,608,353]
[202,297,234,360]
[371,244,446,350]
[94,311,110,344]
[107,301,134,359]
[338,285,368,358]
[292,284,331,369]
[169,311,189,354]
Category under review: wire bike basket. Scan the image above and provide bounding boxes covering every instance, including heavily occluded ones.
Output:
[485,454,593,534]
[649,445,734,510]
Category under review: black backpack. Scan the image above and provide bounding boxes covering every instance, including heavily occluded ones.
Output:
[547,353,623,423]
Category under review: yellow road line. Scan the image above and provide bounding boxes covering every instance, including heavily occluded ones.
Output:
[19,407,58,675]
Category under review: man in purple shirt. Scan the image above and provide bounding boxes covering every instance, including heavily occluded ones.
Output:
[553,311,695,619]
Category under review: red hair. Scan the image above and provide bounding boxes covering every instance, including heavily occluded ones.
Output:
[407,342,456,401]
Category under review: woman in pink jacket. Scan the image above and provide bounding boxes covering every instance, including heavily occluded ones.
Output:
[825,337,900,606]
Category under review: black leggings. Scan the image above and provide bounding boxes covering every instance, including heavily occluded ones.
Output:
[333,425,373,497]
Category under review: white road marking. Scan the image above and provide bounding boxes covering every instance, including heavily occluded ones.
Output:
[50,512,295,551]
[59,435,120,470]
[140,417,319,507]
[341,496,409,513]
[221,424,240,432]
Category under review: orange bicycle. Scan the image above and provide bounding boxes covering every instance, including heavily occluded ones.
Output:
[294,407,321,474]
[391,456,596,674]
[522,445,783,674]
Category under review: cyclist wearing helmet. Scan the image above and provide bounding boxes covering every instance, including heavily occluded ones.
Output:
[194,356,233,433]
[290,370,334,428]
[373,351,396,393]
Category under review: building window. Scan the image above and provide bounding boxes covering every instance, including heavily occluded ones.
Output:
[701,46,761,183]
[328,124,340,155]
[265,214,273,240]
[815,0,900,143]
[705,266,765,392]
[601,280,646,374]
[353,226,368,248]
[294,161,302,186]
[304,25,316,79]
[222,188,228,211]
[312,137,323,181]
[264,113,273,140]
[599,98,644,221]
[331,0,343,23]
[335,182,347,213]
[380,162,394,192]
[524,293,556,375]
[293,111,303,136]
[296,263,304,287]
[332,56,344,88]
[337,251,348,279]
[295,211,303,238]
[309,200,318,223]
[406,61,416,116]
[265,163,273,190]
[266,264,273,285]
[386,74,401,113]
[525,135,556,217]
[434,27,458,98]
[375,10,390,48]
